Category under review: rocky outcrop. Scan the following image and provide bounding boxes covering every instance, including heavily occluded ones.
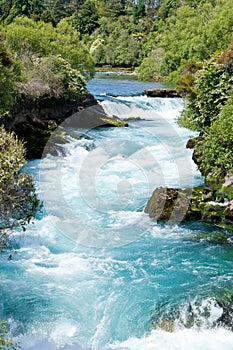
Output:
[0,94,127,159]
[144,88,181,98]
[145,184,233,230]
[144,187,192,222]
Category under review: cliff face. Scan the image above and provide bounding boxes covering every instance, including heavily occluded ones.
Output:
[0,94,127,159]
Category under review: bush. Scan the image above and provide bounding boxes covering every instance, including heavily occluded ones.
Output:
[20,55,87,99]
[0,126,39,252]
[197,99,233,176]
[178,56,232,130]
[0,320,20,350]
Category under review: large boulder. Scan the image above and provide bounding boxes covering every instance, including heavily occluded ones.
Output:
[144,187,191,222]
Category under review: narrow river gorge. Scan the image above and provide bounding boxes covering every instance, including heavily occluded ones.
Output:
[1,73,233,350]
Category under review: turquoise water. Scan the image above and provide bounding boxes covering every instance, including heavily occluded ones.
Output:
[1,75,233,349]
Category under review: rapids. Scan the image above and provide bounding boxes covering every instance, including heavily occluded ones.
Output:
[0,73,233,350]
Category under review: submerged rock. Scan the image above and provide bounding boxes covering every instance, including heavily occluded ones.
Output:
[144,88,181,98]
[151,296,233,333]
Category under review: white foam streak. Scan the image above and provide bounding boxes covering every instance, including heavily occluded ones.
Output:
[109,328,233,350]
[101,96,184,122]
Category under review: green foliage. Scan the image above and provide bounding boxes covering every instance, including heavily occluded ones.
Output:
[197,99,233,176]
[176,60,203,96]
[86,13,149,67]
[132,0,146,24]
[0,0,80,23]
[137,47,164,80]
[0,320,20,350]
[21,55,87,99]
[179,57,232,130]
[106,0,127,18]
[138,0,233,82]
[73,0,99,35]
[40,9,55,25]
[179,39,233,180]
[0,126,40,252]
[0,33,20,114]
[0,0,45,23]
[3,16,94,80]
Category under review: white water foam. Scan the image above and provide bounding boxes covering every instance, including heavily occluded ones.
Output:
[109,328,233,350]
[100,96,184,122]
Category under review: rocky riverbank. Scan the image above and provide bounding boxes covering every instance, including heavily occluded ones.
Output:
[145,139,233,231]
[0,93,127,159]
[145,184,233,231]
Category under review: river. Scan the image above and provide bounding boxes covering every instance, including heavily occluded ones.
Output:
[0,73,233,350]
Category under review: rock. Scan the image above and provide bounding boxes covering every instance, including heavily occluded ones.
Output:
[215,295,233,331]
[124,117,145,122]
[156,318,175,332]
[186,137,199,149]
[144,88,181,98]
[145,185,233,229]
[223,200,233,224]
[223,174,233,187]
[0,94,127,159]
[144,187,191,222]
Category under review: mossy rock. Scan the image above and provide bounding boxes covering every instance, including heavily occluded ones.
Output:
[100,116,128,127]
[156,318,175,332]
[217,184,233,202]
[188,206,202,220]
[144,187,191,222]
[186,137,198,149]
[192,231,232,245]
[190,186,214,203]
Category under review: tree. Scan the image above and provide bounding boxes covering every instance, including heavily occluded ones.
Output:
[3,0,32,22]
[47,0,77,23]
[74,0,99,35]
[4,17,95,77]
[133,0,146,24]
[0,33,18,115]
[179,59,232,130]
[0,126,40,252]
[178,38,233,130]
[41,9,56,24]
[138,0,233,82]
[107,0,126,17]
[0,0,45,22]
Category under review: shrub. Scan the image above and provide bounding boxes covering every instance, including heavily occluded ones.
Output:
[20,55,87,99]
[0,126,39,252]
[0,320,20,350]
[197,99,233,176]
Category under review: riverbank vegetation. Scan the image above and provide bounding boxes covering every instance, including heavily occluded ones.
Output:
[0,126,39,253]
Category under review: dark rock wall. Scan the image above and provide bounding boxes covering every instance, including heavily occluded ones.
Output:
[0,94,127,159]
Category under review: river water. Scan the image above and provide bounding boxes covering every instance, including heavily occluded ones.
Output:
[0,73,233,349]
